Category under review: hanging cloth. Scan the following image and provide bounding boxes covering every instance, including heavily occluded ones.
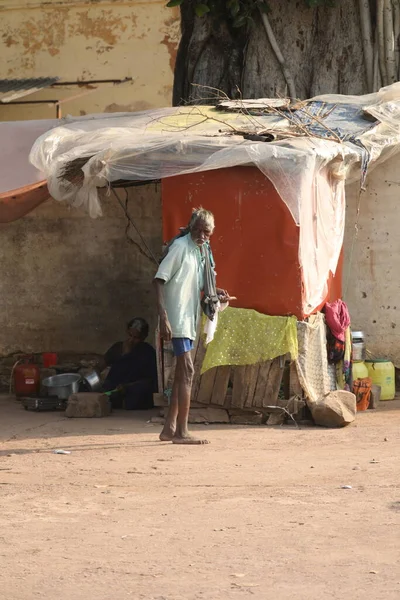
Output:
[325,299,350,342]
[201,308,298,374]
[200,243,219,321]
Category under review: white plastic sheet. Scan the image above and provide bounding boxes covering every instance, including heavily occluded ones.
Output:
[0,119,57,193]
[29,84,400,314]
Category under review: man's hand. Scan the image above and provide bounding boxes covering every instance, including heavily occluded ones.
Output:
[160,315,172,341]
[217,287,231,303]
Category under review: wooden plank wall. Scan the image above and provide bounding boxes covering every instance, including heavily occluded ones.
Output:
[157,334,294,411]
[192,355,285,410]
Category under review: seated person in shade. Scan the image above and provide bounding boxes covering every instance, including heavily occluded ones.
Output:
[103,318,157,410]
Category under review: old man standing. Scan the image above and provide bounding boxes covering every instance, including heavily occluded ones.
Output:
[154,208,228,445]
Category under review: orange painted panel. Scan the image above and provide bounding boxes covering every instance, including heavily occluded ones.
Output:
[328,250,343,303]
[162,167,304,318]
[0,181,49,223]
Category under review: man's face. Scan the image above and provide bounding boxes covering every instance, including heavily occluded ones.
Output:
[191,220,214,247]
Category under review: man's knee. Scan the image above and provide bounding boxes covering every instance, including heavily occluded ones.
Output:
[178,353,194,385]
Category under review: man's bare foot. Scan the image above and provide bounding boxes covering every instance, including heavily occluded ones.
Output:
[159,423,176,442]
[172,435,210,445]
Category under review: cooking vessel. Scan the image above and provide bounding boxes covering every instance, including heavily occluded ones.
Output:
[42,373,81,400]
[82,370,102,392]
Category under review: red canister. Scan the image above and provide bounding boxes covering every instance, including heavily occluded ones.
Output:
[14,356,40,397]
[42,353,58,368]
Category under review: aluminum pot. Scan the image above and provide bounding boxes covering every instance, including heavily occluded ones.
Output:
[351,331,366,362]
[42,373,81,400]
[82,370,102,392]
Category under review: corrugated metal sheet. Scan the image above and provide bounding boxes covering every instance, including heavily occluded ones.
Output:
[0,78,59,103]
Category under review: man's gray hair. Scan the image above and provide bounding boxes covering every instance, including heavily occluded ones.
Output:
[188,207,215,232]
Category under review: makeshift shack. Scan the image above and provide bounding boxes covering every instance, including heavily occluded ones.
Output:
[14,83,400,421]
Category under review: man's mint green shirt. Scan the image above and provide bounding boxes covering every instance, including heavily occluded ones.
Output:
[155,234,204,341]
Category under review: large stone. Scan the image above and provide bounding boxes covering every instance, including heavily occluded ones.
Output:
[310,391,356,428]
[188,407,230,424]
[65,393,111,418]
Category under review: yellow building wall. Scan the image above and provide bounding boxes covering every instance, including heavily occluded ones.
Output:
[0,0,180,121]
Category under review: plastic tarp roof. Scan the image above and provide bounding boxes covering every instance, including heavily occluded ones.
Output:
[29,83,400,313]
[0,119,58,193]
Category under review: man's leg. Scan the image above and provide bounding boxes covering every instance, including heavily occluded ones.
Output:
[159,374,179,441]
[172,351,209,445]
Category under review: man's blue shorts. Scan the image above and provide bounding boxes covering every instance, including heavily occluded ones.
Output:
[172,338,194,357]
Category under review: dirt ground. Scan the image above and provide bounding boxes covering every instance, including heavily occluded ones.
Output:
[0,395,399,600]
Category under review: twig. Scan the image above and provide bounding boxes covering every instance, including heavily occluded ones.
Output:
[264,101,342,144]
[149,105,244,135]
[293,104,342,143]
[233,85,274,133]
[265,402,300,428]
[190,83,230,101]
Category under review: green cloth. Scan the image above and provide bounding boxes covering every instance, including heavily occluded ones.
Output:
[201,307,298,373]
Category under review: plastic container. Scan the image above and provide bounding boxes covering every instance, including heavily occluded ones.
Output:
[352,361,368,381]
[42,353,58,368]
[14,355,40,397]
[365,359,395,400]
[369,384,381,409]
[351,331,366,362]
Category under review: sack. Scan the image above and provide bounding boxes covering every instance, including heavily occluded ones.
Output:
[352,377,372,411]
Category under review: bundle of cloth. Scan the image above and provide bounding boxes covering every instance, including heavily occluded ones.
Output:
[324,299,352,391]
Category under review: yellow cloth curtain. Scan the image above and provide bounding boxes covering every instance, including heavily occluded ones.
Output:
[201,307,298,374]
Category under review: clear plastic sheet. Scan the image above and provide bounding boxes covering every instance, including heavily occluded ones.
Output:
[29,84,400,314]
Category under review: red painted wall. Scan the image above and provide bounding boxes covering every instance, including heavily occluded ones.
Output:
[162,167,342,320]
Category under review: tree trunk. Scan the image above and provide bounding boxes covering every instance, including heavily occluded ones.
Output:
[173,0,371,105]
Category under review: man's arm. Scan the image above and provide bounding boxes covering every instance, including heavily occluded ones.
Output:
[154,278,172,341]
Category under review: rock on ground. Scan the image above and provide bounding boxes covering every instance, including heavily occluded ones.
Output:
[65,393,111,418]
[311,390,356,428]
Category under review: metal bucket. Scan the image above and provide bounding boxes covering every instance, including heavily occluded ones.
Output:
[82,370,102,392]
[351,331,366,362]
[42,373,81,400]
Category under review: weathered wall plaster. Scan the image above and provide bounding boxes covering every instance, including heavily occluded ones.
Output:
[344,152,400,366]
[0,0,180,120]
[0,184,162,359]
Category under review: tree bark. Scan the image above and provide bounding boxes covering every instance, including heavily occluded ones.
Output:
[173,0,370,105]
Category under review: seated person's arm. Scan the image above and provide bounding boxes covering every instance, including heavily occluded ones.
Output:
[99,342,121,373]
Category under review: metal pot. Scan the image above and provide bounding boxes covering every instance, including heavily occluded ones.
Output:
[351,331,366,362]
[82,370,102,392]
[42,373,81,400]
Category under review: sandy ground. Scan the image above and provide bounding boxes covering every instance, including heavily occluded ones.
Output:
[0,395,399,600]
